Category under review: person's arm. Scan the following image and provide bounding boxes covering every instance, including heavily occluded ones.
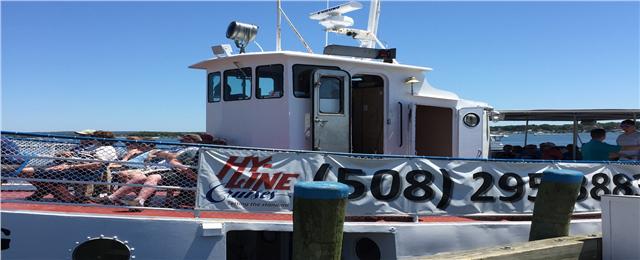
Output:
[47,162,102,171]
[110,149,143,168]
[122,149,143,160]
[148,149,178,161]
[48,146,116,171]
[603,143,622,160]
[168,159,197,181]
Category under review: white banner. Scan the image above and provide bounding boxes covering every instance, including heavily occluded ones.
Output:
[197,148,640,215]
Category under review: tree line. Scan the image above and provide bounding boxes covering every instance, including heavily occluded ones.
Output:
[491,122,622,133]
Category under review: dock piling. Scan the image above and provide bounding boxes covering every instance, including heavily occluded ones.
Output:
[529,169,583,241]
[292,181,350,260]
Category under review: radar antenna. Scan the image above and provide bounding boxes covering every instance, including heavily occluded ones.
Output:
[310,0,385,49]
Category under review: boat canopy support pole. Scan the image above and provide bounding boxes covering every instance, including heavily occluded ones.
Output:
[524,119,529,146]
[572,115,578,160]
[398,102,403,147]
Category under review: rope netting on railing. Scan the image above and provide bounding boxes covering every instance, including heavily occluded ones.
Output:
[1,132,205,211]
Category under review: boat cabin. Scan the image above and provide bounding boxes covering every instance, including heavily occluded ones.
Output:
[190,49,494,158]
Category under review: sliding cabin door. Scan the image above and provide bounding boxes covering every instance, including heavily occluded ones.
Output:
[312,69,350,152]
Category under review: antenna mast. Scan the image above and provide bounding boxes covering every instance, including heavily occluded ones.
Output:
[276,0,282,51]
[365,0,380,48]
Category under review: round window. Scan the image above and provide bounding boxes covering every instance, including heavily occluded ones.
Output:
[72,238,131,260]
[463,113,480,127]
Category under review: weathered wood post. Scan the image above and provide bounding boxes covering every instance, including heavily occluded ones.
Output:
[529,169,583,241]
[292,181,350,260]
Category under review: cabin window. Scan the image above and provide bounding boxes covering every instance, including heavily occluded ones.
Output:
[256,64,284,99]
[207,72,221,103]
[292,64,340,98]
[318,76,343,114]
[224,67,252,101]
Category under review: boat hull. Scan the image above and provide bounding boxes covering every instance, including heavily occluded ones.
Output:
[0,210,601,259]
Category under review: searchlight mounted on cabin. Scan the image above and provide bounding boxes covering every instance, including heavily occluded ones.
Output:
[194,0,496,158]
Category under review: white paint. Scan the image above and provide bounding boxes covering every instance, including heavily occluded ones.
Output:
[201,222,224,237]
[0,210,601,259]
[601,195,640,260]
[192,51,492,157]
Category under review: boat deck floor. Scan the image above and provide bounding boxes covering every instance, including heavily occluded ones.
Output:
[1,190,599,223]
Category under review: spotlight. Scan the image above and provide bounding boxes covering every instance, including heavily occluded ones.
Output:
[226,21,258,54]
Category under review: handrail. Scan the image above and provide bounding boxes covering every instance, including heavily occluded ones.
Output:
[398,102,403,147]
[3,131,639,163]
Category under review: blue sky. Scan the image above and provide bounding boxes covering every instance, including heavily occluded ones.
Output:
[2,1,639,132]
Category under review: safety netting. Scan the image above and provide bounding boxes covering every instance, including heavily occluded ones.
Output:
[1,132,202,211]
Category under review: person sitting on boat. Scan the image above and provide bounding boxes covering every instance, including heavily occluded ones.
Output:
[511,145,523,158]
[109,136,159,182]
[199,132,228,145]
[93,134,201,209]
[562,144,582,160]
[494,145,517,159]
[18,130,118,202]
[1,136,25,177]
[541,142,563,160]
[520,144,540,159]
[616,119,640,161]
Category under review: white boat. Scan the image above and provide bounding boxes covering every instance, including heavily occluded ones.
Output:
[489,134,507,151]
[2,2,638,259]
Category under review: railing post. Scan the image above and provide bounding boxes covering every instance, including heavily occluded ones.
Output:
[529,169,583,241]
[292,181,350,260]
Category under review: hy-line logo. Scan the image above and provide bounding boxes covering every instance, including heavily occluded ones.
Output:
[205,156,300,204]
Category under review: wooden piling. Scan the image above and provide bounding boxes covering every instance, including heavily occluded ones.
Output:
[529,169,583,241]
[292,181,350,260]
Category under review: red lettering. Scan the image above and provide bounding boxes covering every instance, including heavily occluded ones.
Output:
[217,156,253,179]
[253,172,282,190]
[243,172,261,190]
[275,173,299,190]
[249,156,272,173]
[226,171,247,188]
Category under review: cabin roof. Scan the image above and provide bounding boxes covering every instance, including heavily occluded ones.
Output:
[189,51,432,72]
[498,109,640,121]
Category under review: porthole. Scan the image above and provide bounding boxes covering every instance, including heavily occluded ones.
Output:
[72,237,131,260]
[355,237,381,260]
[463,113,480,127]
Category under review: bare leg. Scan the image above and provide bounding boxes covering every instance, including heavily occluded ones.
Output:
[133,174,162,204]
[19,167,50,200]
[116,169,142,183]
[108,173,148,201]
[48,184,75,202]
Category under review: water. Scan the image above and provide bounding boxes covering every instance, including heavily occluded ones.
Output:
[500,132,620,147]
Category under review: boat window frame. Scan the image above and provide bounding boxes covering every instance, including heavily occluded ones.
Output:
[256,64,284,99]
[317,75,345,114]
[223,67,253,102]
[207,71,221,103]
[292,64,340,98]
